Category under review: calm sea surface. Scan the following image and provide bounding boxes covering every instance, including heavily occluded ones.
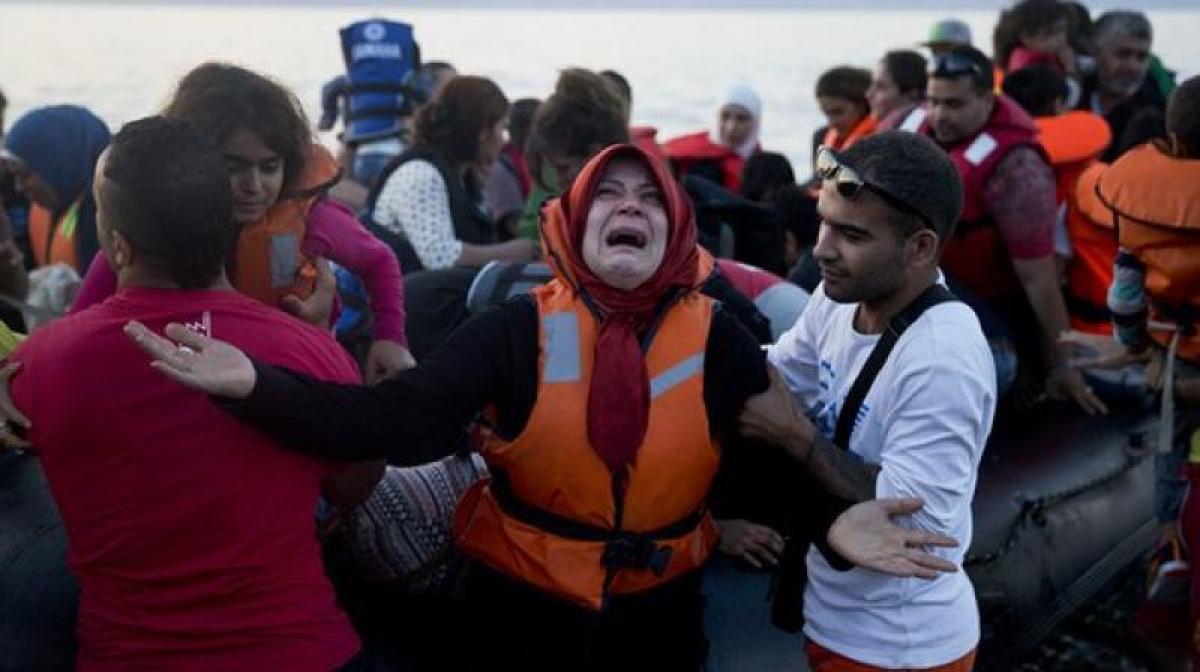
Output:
[2,4,1199,170]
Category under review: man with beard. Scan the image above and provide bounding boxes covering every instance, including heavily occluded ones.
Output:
[741,132,996,671]
[1077,10,1169,162]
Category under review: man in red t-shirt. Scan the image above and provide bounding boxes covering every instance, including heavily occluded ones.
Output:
[6,117,371,671]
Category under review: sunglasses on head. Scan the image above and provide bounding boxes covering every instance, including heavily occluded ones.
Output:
[929,53,984,79]
[814,146,932,230]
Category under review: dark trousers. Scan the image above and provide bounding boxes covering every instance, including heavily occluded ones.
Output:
[459,564,709,672]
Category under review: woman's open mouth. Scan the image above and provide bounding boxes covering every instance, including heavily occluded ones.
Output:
[605,226,647,249]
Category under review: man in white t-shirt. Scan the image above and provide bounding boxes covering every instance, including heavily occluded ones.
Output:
[741,131,996,671]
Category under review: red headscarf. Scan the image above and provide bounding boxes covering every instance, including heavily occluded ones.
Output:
[540,144,700,483]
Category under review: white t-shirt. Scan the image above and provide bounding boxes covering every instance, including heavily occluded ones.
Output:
[767,280,996,669]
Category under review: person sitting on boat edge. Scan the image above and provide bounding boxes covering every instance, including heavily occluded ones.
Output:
[741,131,995,671]
[1002,64,1114,338]
[921,45,1105,414]
[1063,76,1200,666]
[119,142,959,671]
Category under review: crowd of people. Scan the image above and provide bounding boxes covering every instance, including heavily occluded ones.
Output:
[0,1,1196,670]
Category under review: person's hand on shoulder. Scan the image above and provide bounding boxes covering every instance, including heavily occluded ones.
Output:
[827,498,959,579]
[124,321,256,399]
[0,362,32,451]
[739,365,816,456]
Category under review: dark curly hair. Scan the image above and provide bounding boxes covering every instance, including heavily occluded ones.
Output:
[993,0,1069,71]
[526,68,629,191]
[410,75,509,165]
[163,62,312,197]
[815,66,872,107]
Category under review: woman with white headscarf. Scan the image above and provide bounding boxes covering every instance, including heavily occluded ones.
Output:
[664,83,762,192]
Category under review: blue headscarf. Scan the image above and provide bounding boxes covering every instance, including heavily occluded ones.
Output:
[3,105,110,270]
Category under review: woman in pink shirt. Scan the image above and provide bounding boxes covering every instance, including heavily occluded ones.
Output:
[73,62,410,384]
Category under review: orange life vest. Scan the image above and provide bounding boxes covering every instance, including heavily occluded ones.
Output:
[229,144,342,306]
[1098,142,1200,362]
[453,280,720,611]
[1035,111,1114,334]
[28,199,80,271]
[821,114,878,152]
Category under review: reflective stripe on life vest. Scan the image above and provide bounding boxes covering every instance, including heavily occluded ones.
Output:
[28,200,80,270]
[923,95,1040,300]
[229,144,342,306]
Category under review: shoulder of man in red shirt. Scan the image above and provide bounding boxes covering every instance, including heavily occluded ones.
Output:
[983,144,1058,260]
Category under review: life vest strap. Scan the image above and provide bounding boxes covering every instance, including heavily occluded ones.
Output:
[489,470,705,576]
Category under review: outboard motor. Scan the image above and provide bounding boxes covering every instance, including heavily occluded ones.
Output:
[319,19,423,186]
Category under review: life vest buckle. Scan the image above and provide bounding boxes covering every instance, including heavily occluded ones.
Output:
[602,534,673,576]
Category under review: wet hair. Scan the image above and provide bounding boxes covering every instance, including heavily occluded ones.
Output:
[815,66,872,108]
[509,98,541,154]
[839,131,964,243]
[932,45,995,94]
[1002,64,1068,117]
[411,75,509,164]
[527,68,629,191]
[102,116,235,289]
[993,0,1069,71]
[740,151,796,202]
[1167,76,1200,158]
[881,50,928,100]
[1092,10,1152,48]
[164,62,312,197]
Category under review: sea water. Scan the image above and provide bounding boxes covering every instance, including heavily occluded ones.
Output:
[2,3,1198,172]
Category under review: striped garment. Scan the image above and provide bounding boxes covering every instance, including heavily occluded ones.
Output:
[344,453,488,595]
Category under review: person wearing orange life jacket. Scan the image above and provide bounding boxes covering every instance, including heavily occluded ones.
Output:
[1064,78,1200,663]
[805,67,876,198]
[921,45,1105,414]
[2,105,110,274]
[123,143,958,670]
[664,83,762,193]
[1003,64,1116,335]
[71,63,412,385]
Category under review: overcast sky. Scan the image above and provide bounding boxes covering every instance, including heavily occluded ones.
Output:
[8,0,1195,7]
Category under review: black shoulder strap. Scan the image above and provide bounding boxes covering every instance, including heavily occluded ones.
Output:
[832,284,956,449]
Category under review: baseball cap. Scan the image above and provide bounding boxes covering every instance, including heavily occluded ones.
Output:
[922,19,973,48]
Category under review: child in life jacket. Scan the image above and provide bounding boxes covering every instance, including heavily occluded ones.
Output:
[74,63,410,384]
[1003,64,1114,335]
[1064,76,1200,660]
[805,66,875,197]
